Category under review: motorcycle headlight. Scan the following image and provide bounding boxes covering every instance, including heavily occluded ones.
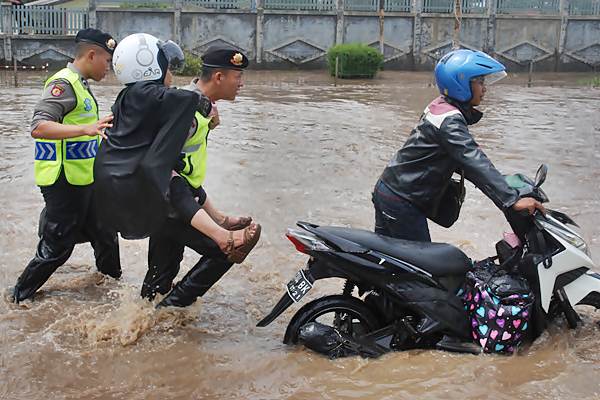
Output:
[539,220,591,257]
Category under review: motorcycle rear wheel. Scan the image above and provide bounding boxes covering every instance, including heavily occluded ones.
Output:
[284,295,383,344]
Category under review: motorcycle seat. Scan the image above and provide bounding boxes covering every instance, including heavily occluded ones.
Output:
[317,226,472,277]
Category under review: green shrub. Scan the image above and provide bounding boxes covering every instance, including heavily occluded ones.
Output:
[576,75,600,88]
[179,51,203,77]
[327,43,384,79]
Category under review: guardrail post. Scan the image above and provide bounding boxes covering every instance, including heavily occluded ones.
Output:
[89,0,97,28]
[2,2,13,35]
[335,0,344,44]
[557,0,568,71]
[174,0,182,43]
[256,0,264,64]
[412,0,423,68]
[2,2,13,64]
[485,0,497,54]
[379,0,385,55]
[89,0,99,30]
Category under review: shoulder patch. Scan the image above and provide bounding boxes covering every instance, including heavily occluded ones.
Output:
[83,98,93,112]
[50,84,65,97]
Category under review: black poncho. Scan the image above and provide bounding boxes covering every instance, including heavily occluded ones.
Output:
[94,81,199,239]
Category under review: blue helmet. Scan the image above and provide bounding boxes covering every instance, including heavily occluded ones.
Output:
[434,49,507,103]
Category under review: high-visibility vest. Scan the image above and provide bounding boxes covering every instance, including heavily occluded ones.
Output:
[180,112,210,189]
[34,68,99,186]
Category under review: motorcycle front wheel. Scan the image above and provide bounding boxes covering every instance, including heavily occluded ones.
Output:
[283,295,383,344]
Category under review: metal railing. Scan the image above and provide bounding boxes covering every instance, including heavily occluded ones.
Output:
[96,0,171,7]
[344,0,379,11]
[569,0,600,15]
[95,0,255,10]
[462,0,488,13]
[422,0,487,13]
[422,0,453,12]
[263,0,335,10]
[184,0,252,8]
[10,5,88,35]
[344,0,411,11]
[496,0,560,14]
[384,0,412,11]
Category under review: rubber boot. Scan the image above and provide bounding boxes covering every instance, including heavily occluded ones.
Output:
[157,256,233,308]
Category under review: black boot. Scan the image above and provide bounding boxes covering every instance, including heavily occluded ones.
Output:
[157,256,233,308]
[141,263,180,301]
[13,238,73,303]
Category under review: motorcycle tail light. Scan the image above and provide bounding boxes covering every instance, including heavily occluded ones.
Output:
[286,228,330,254]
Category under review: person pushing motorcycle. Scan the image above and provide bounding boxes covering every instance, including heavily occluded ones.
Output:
[373,49,545,242]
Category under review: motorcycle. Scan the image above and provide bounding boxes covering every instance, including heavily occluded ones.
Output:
[257,165,600,356]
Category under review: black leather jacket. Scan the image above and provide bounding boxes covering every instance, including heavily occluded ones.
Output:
[379,96,519,218]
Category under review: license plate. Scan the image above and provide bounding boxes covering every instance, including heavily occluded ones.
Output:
[286,269,313,303]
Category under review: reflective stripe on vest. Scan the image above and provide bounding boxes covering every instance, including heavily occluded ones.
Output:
[180,112,211,189]
[35,142,57,161]
[34,67,99,186]
[65,139,98,159]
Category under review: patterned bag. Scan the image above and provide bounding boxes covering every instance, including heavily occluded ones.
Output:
[461,259,534,354]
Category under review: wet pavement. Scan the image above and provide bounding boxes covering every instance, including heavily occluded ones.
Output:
[0,70,599,399]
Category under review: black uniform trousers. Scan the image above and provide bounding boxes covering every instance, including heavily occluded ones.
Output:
[13,172,121,302]
[142,217,233,308]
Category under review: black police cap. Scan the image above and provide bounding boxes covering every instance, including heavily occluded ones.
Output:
[201,46,249,70]
[75,28,117,55]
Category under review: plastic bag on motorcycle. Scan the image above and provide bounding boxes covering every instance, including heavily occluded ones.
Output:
[297,322,387,359]
[461,258,534,354]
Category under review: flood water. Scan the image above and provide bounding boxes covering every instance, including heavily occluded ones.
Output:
[1,70,599,400]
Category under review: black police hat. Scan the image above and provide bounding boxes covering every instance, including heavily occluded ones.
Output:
[75,28,117,55]
[201,46,249,70]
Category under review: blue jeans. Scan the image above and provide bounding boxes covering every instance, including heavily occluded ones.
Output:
[372,180,431,242]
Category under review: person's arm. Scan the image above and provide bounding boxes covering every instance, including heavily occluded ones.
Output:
[30,79,112,140]
[438,115,538,212]
[32,116,113,140]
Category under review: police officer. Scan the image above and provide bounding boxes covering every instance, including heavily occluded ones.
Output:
[142,46,261,308]
[13,28,122,303]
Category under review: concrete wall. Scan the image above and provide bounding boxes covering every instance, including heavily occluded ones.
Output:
[97,10,175,39]
[261,13,337,68]
[1,1,600,71]
[180,12,257,60]
[561,18,600,71]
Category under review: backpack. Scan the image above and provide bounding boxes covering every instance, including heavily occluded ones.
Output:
[461,258,534,354]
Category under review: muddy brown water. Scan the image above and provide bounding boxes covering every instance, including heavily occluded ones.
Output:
[0,70,599,400]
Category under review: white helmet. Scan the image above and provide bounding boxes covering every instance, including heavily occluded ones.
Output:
[112,33,185,85]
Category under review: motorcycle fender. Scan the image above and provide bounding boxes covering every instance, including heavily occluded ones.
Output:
[257,269,315,327]
[563,272,600,307]
[256,291,295,327]
[537,230,596,312]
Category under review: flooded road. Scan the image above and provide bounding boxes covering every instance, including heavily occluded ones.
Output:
[1,70,599,400]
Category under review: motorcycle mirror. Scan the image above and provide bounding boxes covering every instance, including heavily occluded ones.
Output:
[534,164,548,187]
